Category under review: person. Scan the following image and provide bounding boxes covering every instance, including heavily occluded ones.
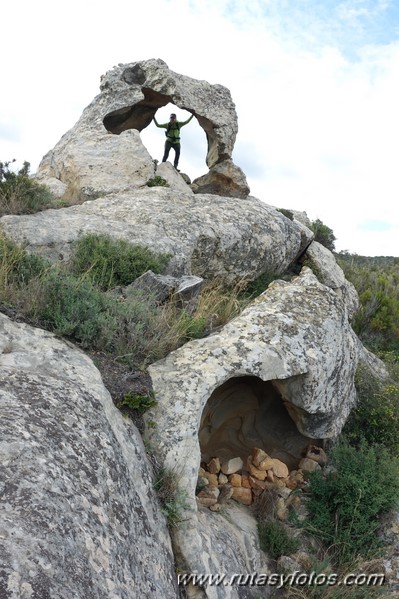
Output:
[153,112,194,171]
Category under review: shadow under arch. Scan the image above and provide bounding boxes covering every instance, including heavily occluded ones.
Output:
[199,375,320,471]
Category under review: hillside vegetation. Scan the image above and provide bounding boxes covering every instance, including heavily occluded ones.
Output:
[337,252,399,353]
[2,161,399,596]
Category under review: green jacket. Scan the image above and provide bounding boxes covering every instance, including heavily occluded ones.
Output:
[153,115,194,144]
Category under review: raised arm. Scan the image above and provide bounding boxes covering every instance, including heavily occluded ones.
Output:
[179,114,194,127]
[153,116,167,128]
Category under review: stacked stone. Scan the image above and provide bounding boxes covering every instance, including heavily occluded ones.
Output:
[196,445,327,517]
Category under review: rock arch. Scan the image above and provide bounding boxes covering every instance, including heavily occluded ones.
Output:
[35,58,250,200]
[103,85,220,169]
[100,59,250,198]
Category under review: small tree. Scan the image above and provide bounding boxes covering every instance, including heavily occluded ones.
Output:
[0,159,53,215]
[310,218,336,252]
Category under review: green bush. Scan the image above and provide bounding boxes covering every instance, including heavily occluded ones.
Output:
[257,520,300,559]
[145,175,169,187]
[242,265,300,299]
[310,218,336,252]
[0,234,49,288]
[0,240,244,369]
[28,269,119,346]
[343,365,399,454]
[242,271,281,298]
[0,160,54,216]
[117,392,156,414]
[0,235,253,370]
[304,441,399,567]
[337,254,399,352]
[24,271,174,365]
[69,233,170,291]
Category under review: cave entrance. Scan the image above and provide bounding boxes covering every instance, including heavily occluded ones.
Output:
[199,375,316,471]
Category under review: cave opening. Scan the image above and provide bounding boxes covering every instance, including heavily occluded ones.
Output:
[199,375,317,471]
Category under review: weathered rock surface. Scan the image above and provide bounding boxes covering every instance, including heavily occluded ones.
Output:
[34,58,248,201]
[0,191,312,285]
[195,503,273,599]
[156,161,194,193]
[128,270,203,308]
[304,241,359,318]
[1,57,386,598]
[191,159,250,199]
[144,267,359,590]
[0,313,177,599]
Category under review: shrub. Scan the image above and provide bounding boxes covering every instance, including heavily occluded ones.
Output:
[23,273,174,365]
[0,160,54,215]
[69,233,170,290]
[276,207,294,220]
[0,234,50,305]
[243,271,282,298]
[117,392,156,414]
[310,218,336,252]
[241,265,300,300]
[26,269,119,347]
[304,441,399,567]
[337,255,399,352]
[145,175,169,187]
[343,364,399,454]
[257,520,300,559]
[0,238,256,369]
[153,467,189,528]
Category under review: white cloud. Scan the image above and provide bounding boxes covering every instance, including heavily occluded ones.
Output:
[1,0,398,256]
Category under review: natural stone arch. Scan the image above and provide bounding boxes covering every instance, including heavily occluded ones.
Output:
[103,84,220,169]
[34,58,250,200]
[199,375,317,471]
[99,59,250,198]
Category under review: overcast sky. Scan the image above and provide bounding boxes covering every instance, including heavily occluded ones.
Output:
[1,0,398,256]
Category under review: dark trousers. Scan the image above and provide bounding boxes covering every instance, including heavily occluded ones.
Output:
[162,141,181,168]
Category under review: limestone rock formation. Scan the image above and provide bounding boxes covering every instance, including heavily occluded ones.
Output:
[0,191,312,285]
[304,241,359,319]
[34,58,249,201]
[144,267,359,587]
[1,58,388,598]
[0,313,177,599]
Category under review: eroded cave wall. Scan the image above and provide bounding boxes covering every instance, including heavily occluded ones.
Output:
[199,376,317,470]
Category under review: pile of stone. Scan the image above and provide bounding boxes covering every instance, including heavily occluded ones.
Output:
[196,445,328,517]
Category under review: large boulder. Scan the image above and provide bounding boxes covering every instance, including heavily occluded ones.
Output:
[144,267,359,592]
[0,313,178,599]
[304,241,360,319]
[34,58,248,201]
[0,191,313,285]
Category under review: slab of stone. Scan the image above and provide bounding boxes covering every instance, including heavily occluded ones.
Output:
[0,313,177,599]
[0,191,311,286]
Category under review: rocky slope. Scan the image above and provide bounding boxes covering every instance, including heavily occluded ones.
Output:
[0,59,392,599]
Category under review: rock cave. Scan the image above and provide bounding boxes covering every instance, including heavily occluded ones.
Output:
[199,375,319,472]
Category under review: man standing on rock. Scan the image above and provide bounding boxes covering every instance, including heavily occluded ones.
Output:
[153,112,194,171]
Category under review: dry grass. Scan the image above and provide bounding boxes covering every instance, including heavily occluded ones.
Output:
[190,277,250,330]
